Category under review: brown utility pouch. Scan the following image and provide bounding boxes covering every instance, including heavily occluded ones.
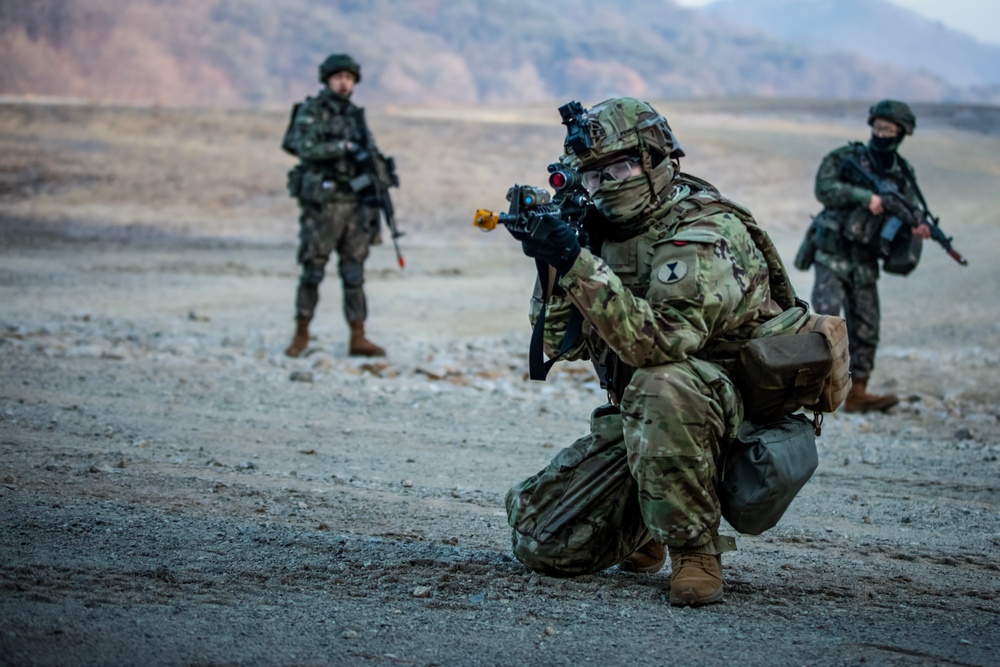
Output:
[735,332,833,424]
[734,311,851,424]
[799,313,851,413]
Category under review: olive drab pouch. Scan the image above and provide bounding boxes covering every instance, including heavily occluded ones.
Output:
[733,305,851,424]
[505,406,649,577]
[879,216,923,275]
[842,206,881,246]
[298,170,345,204]
[719,413,818,535]
[286,164,304,199]
[812,209,843,255]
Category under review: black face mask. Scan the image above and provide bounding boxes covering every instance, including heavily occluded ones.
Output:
[869,134,902,153]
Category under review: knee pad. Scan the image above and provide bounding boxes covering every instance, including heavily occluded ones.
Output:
[340,262,365,289]
[300,264,325,287]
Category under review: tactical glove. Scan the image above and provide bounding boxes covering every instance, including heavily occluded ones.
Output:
[520,220,581,274]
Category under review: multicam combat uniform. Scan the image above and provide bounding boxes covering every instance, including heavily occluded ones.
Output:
[811,142,921,382]
[288,88,380,324]
[508,176,788,575]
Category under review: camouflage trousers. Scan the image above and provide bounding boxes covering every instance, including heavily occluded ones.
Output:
[294,199,378,323]
[506,358,741,577]
[811,260,880,381]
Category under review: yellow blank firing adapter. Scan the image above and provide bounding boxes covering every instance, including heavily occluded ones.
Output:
[473,209,499,231]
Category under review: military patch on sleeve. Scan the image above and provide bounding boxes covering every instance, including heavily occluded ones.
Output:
[657,260,688,284]
[648,243,702,302]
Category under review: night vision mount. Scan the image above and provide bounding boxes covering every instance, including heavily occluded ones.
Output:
[559,100,591,155]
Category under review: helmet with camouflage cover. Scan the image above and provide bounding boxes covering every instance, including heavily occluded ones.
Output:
[319,53,361,84]
[562,97,684,170]
[867,99,915,136]
[561,98,684,227]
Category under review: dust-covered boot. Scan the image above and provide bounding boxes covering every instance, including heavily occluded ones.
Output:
[284,316,311,358]
[668,550,724,607]
[348,320,386,357]
[843,378,898,413]
[620,540,666,574]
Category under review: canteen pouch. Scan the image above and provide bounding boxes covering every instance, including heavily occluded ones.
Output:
[719,413,818,535]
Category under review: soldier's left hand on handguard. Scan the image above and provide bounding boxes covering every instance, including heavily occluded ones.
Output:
[518,219,581,273]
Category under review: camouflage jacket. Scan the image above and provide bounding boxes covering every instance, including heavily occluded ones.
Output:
[814,141,922,275]
[532,177,789,395]
[288,89,377,201]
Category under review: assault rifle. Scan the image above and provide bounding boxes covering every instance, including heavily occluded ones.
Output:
[473,163,595,382]
[473,162,592,243]
[348,109,405,269]
[838,157,968,267]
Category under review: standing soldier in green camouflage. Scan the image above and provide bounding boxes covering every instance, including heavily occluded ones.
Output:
[282,53,391,358]
[504,98,795,606]
[808,101,931,412]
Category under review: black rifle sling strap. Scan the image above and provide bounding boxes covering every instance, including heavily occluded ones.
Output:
[352,106,373,154]
[529,260,583,381]
[895,159,935,219]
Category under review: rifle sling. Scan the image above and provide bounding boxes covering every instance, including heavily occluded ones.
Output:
[895,158,935,221]
[529,260,583,381]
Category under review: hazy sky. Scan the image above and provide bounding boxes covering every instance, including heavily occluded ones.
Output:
[675,0,1000,46]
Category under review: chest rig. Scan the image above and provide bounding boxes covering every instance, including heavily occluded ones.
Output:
[302,93,368,185]
[601,178,795,310]
[580,176,796,403]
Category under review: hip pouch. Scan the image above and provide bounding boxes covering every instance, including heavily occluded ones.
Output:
[719,413,818,535]
[879,216,923,276]
[734,308,851,425]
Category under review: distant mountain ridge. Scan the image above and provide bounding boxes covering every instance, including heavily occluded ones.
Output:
[0,0,996,108]
[706,0,1000,89]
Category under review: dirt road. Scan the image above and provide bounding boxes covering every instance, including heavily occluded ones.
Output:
[1,100,998,666]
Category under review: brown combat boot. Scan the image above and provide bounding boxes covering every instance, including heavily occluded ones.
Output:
[620,540,666,574]
[668,551,724,607]
[843,378,898,413]
[284,316,311,358]
[348,320,386,357]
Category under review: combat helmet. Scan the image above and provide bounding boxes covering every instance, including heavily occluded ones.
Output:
[868,99,916,135]
[319,53,361,84]
[561,97,684,171]
[560,98,684,226]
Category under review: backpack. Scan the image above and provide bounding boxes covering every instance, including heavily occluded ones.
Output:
[280,102,303,157]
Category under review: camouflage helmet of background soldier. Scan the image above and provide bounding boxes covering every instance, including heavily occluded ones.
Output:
[562,97,685,223]
[319,53,361,84]
[868,99,916,136]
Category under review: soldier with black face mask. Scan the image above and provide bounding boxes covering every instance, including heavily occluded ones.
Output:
[806,100,932,413]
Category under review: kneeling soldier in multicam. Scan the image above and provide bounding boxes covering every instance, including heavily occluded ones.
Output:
[505,98,795,606]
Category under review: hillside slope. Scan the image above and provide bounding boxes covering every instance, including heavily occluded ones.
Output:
[0,0,984,107]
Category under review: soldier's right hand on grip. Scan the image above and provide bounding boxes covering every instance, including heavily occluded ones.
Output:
[520,218,580,273]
